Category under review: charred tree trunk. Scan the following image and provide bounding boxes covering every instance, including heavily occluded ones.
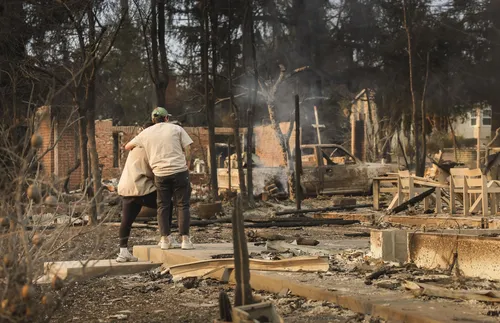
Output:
[264,0,281,54]
[263,65,309,199]
[243,0,257,206]
[267,103,295,199]
[157,0,169,105]
[151,0,167,107]
[204,0,218,200]
[121,0,129,18]
[403,0,424,176]
[86,6,100,224]
[267,104,291,165]
[228,0,247,204]
[420,53,430,176]
[86,79,101,224]
[64,159,81,194]
[77,105,89,190]
[151,0,160,105]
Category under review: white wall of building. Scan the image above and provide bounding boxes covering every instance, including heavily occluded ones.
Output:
[452,107,491,144]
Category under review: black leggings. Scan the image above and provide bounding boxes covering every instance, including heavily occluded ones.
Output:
[119,191,173,247]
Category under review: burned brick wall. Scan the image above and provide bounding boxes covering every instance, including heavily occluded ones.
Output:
[37,113,140,188]
[36,106,81,190]
[37,106,55,176]
[95,120,119,179]
[254,122,297,167]
[55,112,80,189]
[39,118,299,186]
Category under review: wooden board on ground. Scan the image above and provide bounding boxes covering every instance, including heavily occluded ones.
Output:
[44,259,161,280]
[404,281,500,303]
[169,256,329,280]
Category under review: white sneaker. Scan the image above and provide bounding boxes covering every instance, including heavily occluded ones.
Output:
[181,236,195,250]
[160,240,172,250]
[116,249,138,262]
[159,235,181,249]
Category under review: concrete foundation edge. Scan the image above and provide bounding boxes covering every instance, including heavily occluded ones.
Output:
[133,245,490,323]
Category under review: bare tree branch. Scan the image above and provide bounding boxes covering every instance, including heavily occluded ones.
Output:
[97,13,127,66]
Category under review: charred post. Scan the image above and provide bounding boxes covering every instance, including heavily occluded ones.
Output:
[228,0,247,203]
[204,0,218,201]
[295,95,302,209]
[243,0,258,207]
[232,195,254,306]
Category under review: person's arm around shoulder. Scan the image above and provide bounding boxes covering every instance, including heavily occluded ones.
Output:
[125,132,144,151]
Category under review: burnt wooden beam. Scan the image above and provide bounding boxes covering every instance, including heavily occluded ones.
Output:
[274,203,376,216]
[295,94,302,210]
[389,188,435,215]
[244,219,359,228]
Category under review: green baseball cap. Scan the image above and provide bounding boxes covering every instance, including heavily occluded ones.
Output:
[151,107,171,121]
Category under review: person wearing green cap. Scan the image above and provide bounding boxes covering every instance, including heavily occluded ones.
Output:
[125,107,195,250]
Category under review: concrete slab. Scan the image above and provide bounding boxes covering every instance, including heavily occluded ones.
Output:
[44,260,161,280]
[318,239,369,250]
[135,242,497,323]
[370,229,408,262]
[134,243,266,263]
[409,232,500,280]
[371,228,500,263]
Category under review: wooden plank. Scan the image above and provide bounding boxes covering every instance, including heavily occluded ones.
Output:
[466,178,483,187]
[397,178,402,206]
[470,193,483,214]
[464,179,470,216]
[169,256,329,279]
[482,175,489,216]
[379,187,399,193]
[373,177,398,181]
[388,193,399,210]
[43,260,161,281]
[450,168,469,176]
[436,188,442,213]
[450,176,457,214]
[404,281,500,303]
[467,168,483,177]
[412,179,448,188]
[492,193,498,214]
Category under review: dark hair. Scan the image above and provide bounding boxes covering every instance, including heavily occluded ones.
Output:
[152,116,167,124]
